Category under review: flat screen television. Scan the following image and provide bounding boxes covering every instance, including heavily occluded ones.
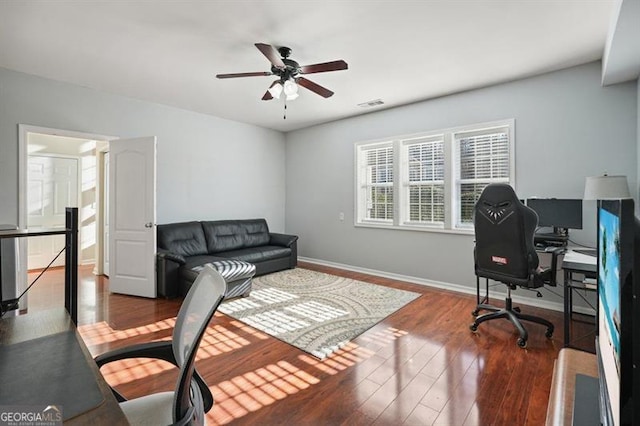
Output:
[596,199,639,425]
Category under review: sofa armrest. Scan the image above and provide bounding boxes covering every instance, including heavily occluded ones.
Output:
[270,233,298,269]
[156,249,185,298]
[269,233,298,247]
[157,248,186,264]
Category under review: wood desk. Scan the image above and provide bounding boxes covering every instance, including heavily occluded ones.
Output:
[546,348,598,426]
[0,309,127,425]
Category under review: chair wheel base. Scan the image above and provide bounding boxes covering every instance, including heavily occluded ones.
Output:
[517,338,527,348]
[472,309,479,317]
[545,329,553,339]
[470,323,478,332]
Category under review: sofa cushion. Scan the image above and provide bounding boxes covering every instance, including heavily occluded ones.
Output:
[215,245,291,264]
[243,220,271,248]
[202,219,270,253]
[202,221,245,252]
[157,221,208,257]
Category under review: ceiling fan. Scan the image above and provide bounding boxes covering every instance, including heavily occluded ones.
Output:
[216,43,348,101]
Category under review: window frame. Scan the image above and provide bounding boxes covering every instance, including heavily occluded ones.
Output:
[354,119,515,233]
[452,122,515,230]
[355,141,395,226]
[400,134,446,229]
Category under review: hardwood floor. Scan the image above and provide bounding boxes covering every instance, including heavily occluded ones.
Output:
[24,263,595,425]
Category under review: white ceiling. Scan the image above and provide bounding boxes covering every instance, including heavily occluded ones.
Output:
[0,0,621,132]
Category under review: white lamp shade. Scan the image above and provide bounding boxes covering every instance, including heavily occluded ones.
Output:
[283,79,298,96]
[268,82,283,99]
[584,175,631,200]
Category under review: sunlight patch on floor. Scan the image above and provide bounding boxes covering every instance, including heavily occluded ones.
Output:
[79,313,414,424]
[207,328,411,424]
[78,318,175,346]
[208,360,320,424]
[81,319,255,388]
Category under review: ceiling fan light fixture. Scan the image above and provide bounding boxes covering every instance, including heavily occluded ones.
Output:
[286,92,299,101]
[268,82,283,99]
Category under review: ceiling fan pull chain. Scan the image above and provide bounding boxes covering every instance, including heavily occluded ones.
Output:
[283,99,287,120]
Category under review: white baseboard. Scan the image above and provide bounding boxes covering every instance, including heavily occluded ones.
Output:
[299,256,595,316]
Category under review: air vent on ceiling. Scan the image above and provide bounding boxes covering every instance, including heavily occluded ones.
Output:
[357,99,384,108]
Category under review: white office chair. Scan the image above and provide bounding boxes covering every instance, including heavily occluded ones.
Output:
[95,264,227,425]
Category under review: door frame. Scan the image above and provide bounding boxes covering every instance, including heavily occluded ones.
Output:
[18,124,116,291]
[96,147,109,276]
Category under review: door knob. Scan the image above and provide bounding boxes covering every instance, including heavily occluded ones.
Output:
[145,222,154,228]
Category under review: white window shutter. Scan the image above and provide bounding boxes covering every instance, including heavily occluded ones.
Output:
[456,129,511,226]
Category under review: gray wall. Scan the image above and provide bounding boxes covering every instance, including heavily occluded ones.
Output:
[0,67,287,231]
[1,62,637,304]
[285,61,638,298]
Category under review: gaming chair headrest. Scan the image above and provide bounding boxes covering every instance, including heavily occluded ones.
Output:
[475,184,522,226]
[476,183,519,206]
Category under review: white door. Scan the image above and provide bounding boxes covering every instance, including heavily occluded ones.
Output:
[103,152,110,276]
[27,155,79,269]
[108,137,157,297]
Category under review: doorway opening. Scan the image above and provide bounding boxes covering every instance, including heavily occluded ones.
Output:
[18,125,113,301]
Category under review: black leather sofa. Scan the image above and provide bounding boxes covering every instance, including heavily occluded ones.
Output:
[156,219,298,298]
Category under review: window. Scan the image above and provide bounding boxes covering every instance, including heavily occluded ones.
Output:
[455,128,511,228]
[404,136,445,224]
[357,143,394,223]
[355,120,514,232]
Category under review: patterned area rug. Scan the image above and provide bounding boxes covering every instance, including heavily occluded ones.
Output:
[218,268,421,359]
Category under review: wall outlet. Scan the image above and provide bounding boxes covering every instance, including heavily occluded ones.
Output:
[339,212,345,221]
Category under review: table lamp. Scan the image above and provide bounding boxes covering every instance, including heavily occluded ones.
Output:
[583,174,631,200]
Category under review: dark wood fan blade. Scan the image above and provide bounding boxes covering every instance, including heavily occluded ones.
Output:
[255,43,286,69]
[297,77,334,98]
[216,72,271,79]
[300,60,348,74]
[262,81,279,101]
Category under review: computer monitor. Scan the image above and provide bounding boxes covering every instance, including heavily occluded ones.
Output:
[526,198,583,230]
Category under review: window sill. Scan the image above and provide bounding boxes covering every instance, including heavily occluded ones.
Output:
[354,222,475,236]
